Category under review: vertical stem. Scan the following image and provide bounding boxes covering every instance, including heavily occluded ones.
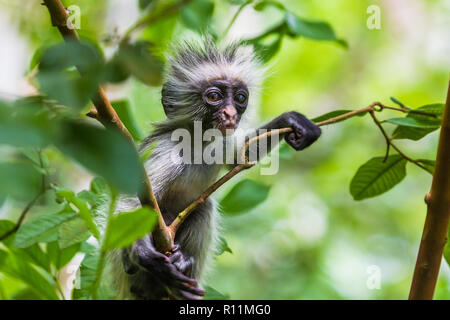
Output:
[409,80,450,300]
[92,192,117,300]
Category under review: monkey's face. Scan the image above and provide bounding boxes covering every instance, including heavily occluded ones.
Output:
[202,78,248,135]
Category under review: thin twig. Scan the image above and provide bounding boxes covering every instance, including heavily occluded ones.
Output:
[369,111,429,172]
[220,0,251,41]
[170,103,379,234]
[121,0,192,44]
[0,191,45,241]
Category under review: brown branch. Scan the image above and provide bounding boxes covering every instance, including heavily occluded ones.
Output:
[409,80,450,299]
[369,111,429,172]
[43,0,173,253]
[0,191,45,242]
[121,0,192,44]
[169,103,378,234]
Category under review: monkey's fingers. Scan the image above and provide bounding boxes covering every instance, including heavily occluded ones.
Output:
[170,288,204,300]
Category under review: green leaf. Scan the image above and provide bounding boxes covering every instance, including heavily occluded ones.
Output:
[55,188,99,239]
[103,207,157,250]
[417,159,435,174]
[15,244,51,273]
[0,99,58,148]
[285,12,340,43]
[14,210,77,248]
[350,155,407,201]
[36,40,104,110]
[110,41,164,86]
[215,236,233,255]
[0,249,59,300]
[203,285,230,300]
[444,229,450,267]
[111,99,146,141]
[55,120,145,194]
[180,0,215,33]
[0,162,42,201]
[58,217,91,249]
[138,0,153,10]
[252,34,283,63]
[220,179,271,215]
[47,241,81,270]
[0,220,16,247]
[385,117,441,128]
[392,103,444,141]
[311,109,366,123]
[253,0,285,11]
[72,241,99,299]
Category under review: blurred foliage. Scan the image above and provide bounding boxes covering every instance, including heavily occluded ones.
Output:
[0,0,449,300]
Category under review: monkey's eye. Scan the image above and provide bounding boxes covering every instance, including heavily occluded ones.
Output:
[206,92,221,103]
[234,93,247,104]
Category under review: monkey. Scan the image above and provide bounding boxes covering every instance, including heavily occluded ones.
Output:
[108,38,321,300]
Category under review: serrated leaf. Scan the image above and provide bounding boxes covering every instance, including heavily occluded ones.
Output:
[350,155,407,200]
[14,211,77,248]
[215,236,233,256]
[103,207,157,250]
[220,179,271,215]
[55,120,144,194]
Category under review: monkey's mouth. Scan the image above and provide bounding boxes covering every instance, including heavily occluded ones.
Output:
[217,122,237,135]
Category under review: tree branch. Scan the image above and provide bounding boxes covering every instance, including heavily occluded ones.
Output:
[409,80,450,299]
[0,191,45,242]
[42,0,173,253]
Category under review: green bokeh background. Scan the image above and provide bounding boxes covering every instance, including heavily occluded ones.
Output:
[0,0,449,299]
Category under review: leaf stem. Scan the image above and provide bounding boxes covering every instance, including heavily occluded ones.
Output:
[92,191,117,300]
[221,0,252,41]
[369,111,430,173]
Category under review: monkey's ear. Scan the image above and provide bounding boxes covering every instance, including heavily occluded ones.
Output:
[161,83,175,117]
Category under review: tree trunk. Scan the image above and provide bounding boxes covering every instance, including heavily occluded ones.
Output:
[409,80,450,299]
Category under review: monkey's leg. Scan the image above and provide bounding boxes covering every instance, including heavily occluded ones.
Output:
[174,199,218,281]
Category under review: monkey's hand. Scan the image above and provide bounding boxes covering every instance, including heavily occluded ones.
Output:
[281,111,321,151]
[126,238,205,300]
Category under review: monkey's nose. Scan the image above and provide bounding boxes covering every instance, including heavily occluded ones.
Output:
[222,105,237,122]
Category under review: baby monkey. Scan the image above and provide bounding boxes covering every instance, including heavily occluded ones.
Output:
[111,38,321,300]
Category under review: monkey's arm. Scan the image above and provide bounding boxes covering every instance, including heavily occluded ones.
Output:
[123,235,205,300]
[226,111,321,165]
[259,111,321,151]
